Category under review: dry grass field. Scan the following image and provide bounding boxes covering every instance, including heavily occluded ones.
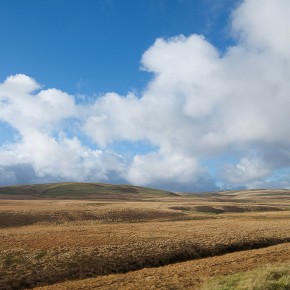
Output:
[1,183,290,289]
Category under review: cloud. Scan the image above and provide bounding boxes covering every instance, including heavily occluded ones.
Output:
[1,0,290,191]
[222,157,272,184]
[0,133,125,185]
[0,75,125,185]
[83,92,143,147]
[126,151,200,185]
[232,0,290,59]
[0,74,77,134]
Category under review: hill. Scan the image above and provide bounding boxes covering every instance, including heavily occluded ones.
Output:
[0,182,177,200]
[193,188,290,203]
[2,183,290,202]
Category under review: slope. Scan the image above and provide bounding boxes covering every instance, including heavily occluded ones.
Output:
[0,182,176,200]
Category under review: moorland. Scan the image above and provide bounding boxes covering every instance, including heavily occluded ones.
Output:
[1,182,290,289]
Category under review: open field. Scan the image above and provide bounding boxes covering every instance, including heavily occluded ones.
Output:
[1,183,290,289]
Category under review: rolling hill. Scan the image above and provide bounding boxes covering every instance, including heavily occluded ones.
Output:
[0,182,177,200]
[193,188,290,203]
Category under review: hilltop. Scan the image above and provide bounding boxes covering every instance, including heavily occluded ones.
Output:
[0,182,177,200]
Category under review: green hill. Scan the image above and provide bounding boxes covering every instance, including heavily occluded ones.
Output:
[0,182,177,199]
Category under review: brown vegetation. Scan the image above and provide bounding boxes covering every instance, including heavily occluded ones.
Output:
[36,243,290,290]
[1,184,290,289]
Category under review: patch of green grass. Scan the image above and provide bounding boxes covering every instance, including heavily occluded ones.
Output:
[201,263,290,290]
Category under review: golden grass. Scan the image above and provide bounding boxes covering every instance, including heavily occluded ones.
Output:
[1,189,290,289]
[36,243,290,290]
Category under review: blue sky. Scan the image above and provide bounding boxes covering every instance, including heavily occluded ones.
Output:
[0,0,238,96]
[0,0,290,191]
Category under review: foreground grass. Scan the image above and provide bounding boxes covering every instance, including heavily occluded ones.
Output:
[2,223,290,289]
[36,244,290,290]
[2,239,287,289]
[202,263,290,290]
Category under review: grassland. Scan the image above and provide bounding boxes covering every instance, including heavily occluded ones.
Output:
[201,262,290,290]
[1,183,290,289]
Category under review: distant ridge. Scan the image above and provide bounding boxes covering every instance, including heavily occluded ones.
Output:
[0,182,177,200]
[193,188,290,202]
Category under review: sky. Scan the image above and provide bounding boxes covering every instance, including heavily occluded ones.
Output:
[0,0,290,192]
